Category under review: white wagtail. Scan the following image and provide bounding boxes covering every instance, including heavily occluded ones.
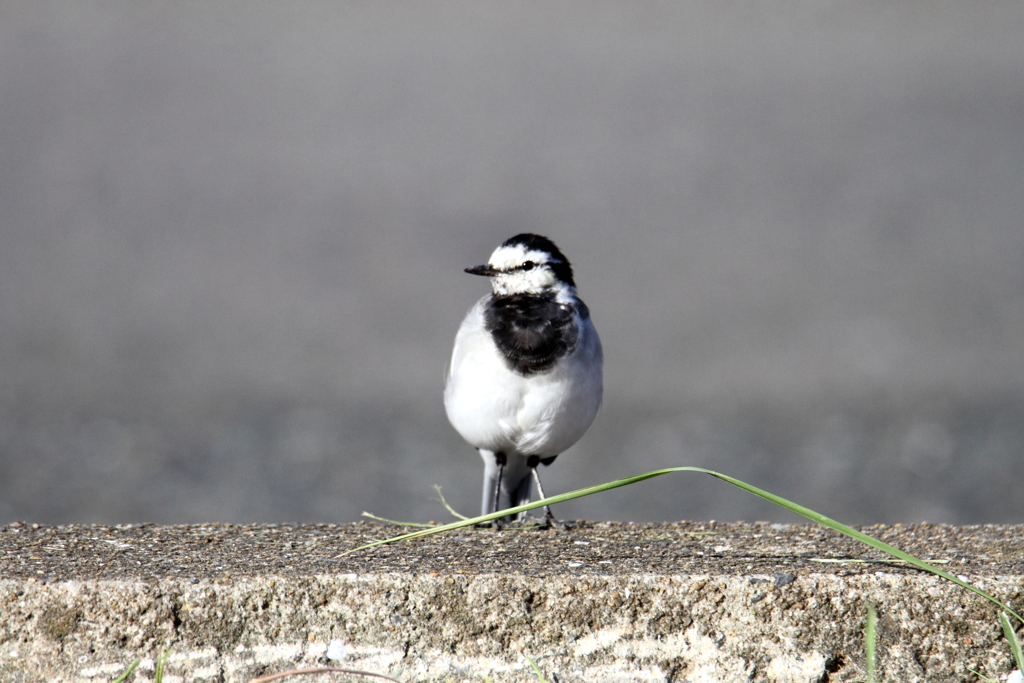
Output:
[444,233,603,525]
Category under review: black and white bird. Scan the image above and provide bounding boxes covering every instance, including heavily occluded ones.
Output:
[444,234,603,525]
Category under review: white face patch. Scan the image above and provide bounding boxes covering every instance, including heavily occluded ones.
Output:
[487,244,562,295]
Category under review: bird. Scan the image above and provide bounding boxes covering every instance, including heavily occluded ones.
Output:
[444,233,603,526]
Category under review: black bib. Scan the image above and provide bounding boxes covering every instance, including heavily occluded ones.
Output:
[484,293,586,375]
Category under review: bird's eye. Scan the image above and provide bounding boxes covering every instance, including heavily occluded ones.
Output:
[521,261,535,271]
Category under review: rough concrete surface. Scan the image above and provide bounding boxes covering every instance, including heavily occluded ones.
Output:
[2,522,1023,682]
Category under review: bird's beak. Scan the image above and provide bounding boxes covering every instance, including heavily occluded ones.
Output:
[465,264,500,277]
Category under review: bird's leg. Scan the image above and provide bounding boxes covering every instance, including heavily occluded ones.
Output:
[492,451,507,529]
[527,455,559,527]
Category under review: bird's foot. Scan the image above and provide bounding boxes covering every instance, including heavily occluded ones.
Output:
[541,512,572,530]
[506,509,566,529]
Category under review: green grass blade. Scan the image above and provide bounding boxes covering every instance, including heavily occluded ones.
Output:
[344,466,1024,625]
[525,656,551,683]
[699,468,1024,625]
[865,602,878,683]
[360,512,436,527]
[433,485,471,520]
[155,649,170,683]
[1001,612,1024,672]
[343,468,674,554]
[110,658,140,683]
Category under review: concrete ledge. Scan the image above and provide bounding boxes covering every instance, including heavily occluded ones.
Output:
[2,522,1022,682]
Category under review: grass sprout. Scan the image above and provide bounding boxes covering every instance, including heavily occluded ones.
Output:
[863,602,879,683]
[110,658,140,683]
[155,648,169,683]
[108,649,168,683]
[526,656,552,682]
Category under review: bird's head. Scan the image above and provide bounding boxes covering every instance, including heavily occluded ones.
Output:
[465,233,576,296]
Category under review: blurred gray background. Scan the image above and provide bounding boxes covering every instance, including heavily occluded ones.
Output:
[1,1,1023,526]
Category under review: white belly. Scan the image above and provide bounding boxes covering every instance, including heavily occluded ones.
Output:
[444,298,603,457]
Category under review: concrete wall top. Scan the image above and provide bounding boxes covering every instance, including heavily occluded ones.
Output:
[2,522,1023,682]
